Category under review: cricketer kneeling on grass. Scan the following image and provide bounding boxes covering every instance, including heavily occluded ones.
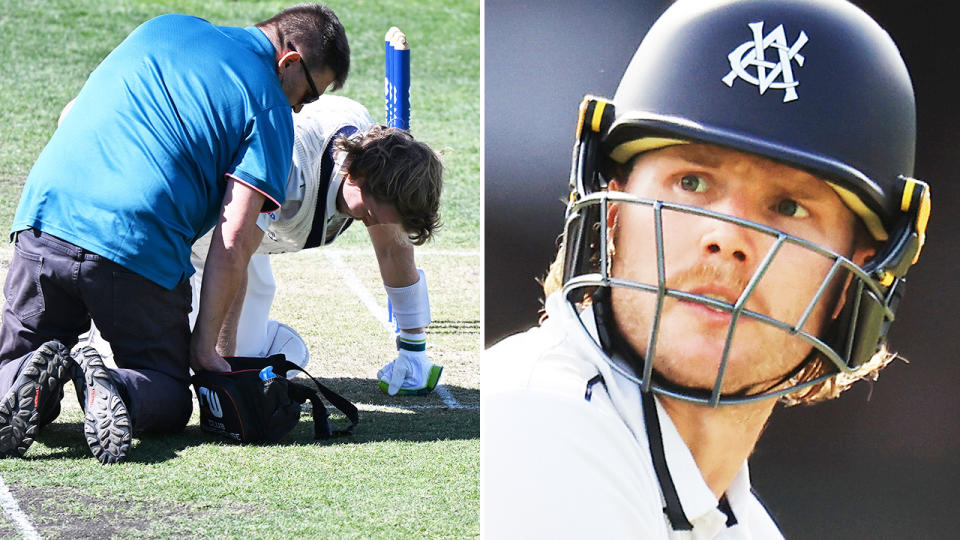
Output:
[0,4,349,464]
[189,94,445,396]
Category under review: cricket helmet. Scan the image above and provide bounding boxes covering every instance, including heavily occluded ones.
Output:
[561,0,931,405]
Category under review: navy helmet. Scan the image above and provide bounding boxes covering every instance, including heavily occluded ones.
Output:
[561,0,931,405]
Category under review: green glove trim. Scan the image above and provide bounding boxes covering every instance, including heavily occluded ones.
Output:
[396,336,427,352]
[378,364,443,396]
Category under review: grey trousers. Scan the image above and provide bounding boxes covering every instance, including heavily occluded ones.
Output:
[0,228,193,433]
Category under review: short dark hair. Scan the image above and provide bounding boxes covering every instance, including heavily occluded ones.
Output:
[258,4,350,90]
[337,126,443,245]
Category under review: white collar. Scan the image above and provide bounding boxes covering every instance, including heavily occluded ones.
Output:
[325,150,350,223]
[654,394,745,534]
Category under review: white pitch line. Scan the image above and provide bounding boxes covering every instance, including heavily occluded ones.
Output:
[0,477,41,540]
[323,250,464,409]
[323,250,395,334]
[307,402,478,412]
[432,384,462,409]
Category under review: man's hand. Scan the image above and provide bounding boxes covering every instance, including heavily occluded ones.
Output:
[377,331,443,396]
[379,349,423,395]
[190,345,232,373]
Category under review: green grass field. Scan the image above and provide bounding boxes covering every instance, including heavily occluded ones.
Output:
[0,0,480,537]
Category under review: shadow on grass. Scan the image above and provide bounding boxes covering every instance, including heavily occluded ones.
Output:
[31,378,478,464]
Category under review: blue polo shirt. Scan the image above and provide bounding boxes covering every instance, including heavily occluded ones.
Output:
[13,14,293,289]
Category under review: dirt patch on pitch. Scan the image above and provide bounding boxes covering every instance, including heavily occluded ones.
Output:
[9,484,251,539]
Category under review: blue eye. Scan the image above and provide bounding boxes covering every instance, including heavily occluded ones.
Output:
[679,174,708,193]
[776,199,809,218]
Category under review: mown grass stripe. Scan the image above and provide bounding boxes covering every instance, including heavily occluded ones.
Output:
[324,248,481,257]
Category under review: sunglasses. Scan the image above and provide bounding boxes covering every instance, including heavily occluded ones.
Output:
[299,59,321,104]
[289,44,321,104]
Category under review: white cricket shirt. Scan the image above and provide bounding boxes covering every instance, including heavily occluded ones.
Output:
[255,94,374,254]
[482,293,784,539]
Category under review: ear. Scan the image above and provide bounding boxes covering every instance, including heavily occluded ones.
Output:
[605,180,624,265]
[606,179,623,231]
[829,244,878,320]
[850,244,876,267]
[277,50,301,69]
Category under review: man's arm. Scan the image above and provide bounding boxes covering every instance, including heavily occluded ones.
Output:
[367,223,422,332]
[367,223,440,395]
[216,270,248,357]
[190,177,266,372]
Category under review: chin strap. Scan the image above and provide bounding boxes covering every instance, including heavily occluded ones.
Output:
[641,390,694,531]
[591,287,692,530]
[592,287,749,531]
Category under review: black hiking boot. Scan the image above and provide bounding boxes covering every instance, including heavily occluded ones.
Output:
[73,346,132,464]
[0,341,71,458]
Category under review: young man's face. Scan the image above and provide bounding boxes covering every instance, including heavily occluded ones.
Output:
[607,143,875,396]
[338,175,403,227]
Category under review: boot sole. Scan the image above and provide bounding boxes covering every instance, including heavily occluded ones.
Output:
[0,342,68,458]
[78,347,132,465]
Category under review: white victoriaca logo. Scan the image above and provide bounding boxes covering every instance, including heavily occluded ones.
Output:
[198,386,223,419]
[722,22,808,103]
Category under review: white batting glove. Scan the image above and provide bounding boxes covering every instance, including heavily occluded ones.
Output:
[377,332,443,396]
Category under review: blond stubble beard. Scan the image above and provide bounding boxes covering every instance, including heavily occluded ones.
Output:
[606,222,827,397]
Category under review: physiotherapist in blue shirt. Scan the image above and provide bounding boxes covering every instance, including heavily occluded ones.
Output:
[0,3,350,464]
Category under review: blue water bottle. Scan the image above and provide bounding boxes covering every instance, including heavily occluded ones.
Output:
[259,366,277,381]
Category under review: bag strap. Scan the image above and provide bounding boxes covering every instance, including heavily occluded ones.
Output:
[265,354,360,437]
[287,382,331,438]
